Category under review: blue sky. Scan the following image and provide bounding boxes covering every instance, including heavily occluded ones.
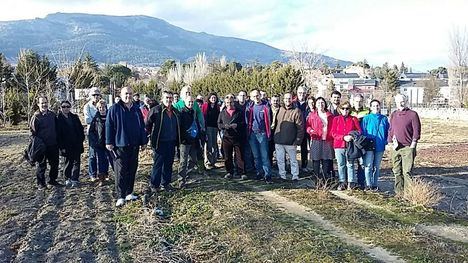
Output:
[2,0,467,71]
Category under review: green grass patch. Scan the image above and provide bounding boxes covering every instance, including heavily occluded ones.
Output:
[277,189,468,263]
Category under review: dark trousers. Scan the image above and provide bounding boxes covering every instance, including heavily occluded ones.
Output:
[151,141,176,188]
[94,147,113,174]
[36,145,59,185]
[300,134,310,168]
[113,146,139,199]
[312,159,333,180]
[63,152,81,181]
[223,137,244,175]
[356,157,365,189]
[268,138,275,165]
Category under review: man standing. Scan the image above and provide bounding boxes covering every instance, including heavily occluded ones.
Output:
[351,93,369,189]
[236,90,254,173]
[388,94,421,196]
[329,91,342,116]
[83,87,101,181]
[106,86,148,207]
[30,96,62,189]
[218,95,246,179]
[274,93,304,181]
[294,86,309,172]
[269,94,281,165]
[146,90,180,192]
[246,89,272,183]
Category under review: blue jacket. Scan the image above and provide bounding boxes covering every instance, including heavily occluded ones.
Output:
[361,113,389,152]
[106,101,148,147]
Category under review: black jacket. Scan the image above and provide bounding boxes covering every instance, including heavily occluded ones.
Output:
[217,107,245,139]
[346,130,373,160]
[89,112,107,149]
[57,112,85,156]
[145,104,181,149]
[179,107,202,145]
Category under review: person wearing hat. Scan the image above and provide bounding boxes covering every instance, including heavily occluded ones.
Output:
[83,87,101,181]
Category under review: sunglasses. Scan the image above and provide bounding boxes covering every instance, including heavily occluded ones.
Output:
[61,105,71,108]
[341,108,350,110]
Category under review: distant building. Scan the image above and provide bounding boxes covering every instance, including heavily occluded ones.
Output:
[399,79,449,106]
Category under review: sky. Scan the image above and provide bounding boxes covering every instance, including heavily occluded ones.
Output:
[1,0,467,71]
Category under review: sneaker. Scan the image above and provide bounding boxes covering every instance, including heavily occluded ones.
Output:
[224,173,233,179]
[348,182,357,190]
[178,180,186,189]
[125,194,138,201]
[37,183,48,190]
[48,180,64,187]
[70,180,79,188]
[115,198,125,207]
[65,179,72,187]
[241,174,248,180]
[364,186,372,191]
[161,185,175,192]
[337,182,346,191]
[89,176,98,182]
[371,186,379,192]
[292,175,300,181]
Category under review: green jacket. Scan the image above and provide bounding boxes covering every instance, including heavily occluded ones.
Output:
[173,100,205,130]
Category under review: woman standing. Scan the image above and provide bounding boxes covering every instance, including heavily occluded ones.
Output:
[89,100,113,185]
[57,100,85,187]
[306,97,334,182]
[201,93,220,169]
[361,99,389,190]
[331,101,362,190]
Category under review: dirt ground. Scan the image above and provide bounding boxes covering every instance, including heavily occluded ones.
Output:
[0,117,467,261]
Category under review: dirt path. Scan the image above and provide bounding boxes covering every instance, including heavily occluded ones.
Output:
[0,132,120,262]
[255,189,405,263]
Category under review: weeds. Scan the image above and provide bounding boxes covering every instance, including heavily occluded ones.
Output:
[403,177,443,207]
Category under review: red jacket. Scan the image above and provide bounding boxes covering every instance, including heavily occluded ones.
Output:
[306,111,334,142]
[331,115,362,148]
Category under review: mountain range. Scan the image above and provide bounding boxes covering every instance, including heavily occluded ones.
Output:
[0,12,352,67]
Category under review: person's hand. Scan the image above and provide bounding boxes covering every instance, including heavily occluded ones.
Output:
[106,144,114,151]
[141,145,147,151]
[343,135,352,142]
[410,141,417,149]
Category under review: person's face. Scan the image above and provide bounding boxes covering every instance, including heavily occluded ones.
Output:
[225,98,234,108]
[260,91,266,99]
[38,98,48,112]
[370,101,380,114]
[297,88,306,101]
[209,95,217,104]
[61,103,71,114]
[186,99,194,109]
[121,87,133,104]
[341,105,351,116]
[283,94,292,107]
[98,104,107,114]
[133,95,140,102]
[173,94,179,102]
[92,94,101,103]
[331,94,341,105]
[238,92,247,103]
[395,95,406,108]
[162,93,173,107]
[307,99,315,110]
[251,91,261,103]
[185,90,191,98]
[316,99,326,111]
[271,97,279,107]
[354,96,363,108]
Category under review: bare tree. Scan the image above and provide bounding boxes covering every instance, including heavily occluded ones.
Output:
[448,26,468,107]
[285,42,324,88]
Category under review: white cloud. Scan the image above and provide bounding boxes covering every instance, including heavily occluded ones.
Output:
[1,0,467,70]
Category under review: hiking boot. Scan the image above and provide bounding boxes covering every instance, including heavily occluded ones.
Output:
[224,173,233,179]
[337,182,346,191]
[115,198,125,207]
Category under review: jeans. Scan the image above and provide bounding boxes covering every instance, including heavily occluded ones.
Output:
[113,146,139,199]
[151,141,176,188]
[88,138,97,177]
[205,127,218,166]
[275,144,299,178]
[334,148,356,183]
[243,138,255,172]
[179,142,204,181]
[94,147,113,174]
[249,132,271,178]
[392,146,416,194]
[363,151,384,187]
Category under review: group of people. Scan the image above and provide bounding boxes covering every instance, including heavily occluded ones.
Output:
[29,84,421,207]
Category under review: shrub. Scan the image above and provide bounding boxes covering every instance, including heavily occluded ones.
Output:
[403,177,443,207]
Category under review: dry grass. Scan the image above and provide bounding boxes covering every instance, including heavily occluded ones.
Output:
[313,176,334,199]
[403,177,443,208]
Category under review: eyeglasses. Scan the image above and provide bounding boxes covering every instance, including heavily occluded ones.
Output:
[61,105,71,108]
[341,108,350,110]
